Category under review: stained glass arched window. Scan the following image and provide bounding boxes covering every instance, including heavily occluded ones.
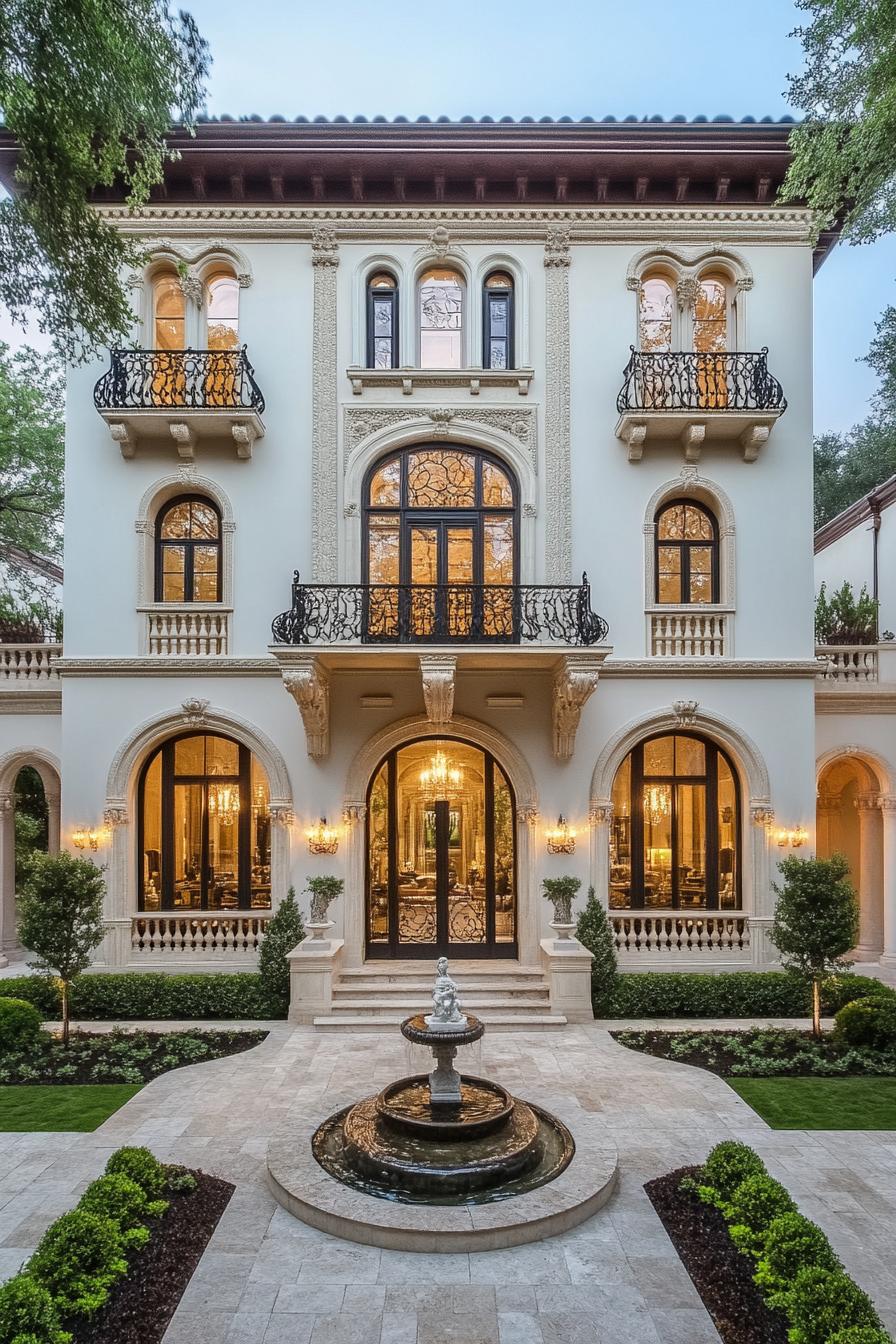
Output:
[419,268,465,368]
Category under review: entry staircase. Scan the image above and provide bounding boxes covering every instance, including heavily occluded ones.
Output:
[312,961,565,1031]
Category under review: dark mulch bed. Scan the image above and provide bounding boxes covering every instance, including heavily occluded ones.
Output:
[614,1027,896,1078]
[68,1170,234,1344]
[645,1165,788,1344]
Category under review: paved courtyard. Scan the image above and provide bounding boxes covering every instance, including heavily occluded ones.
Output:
[1,1022,895,1343]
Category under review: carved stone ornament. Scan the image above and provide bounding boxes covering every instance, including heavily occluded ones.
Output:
[552,655,602,760]
[589,803,614,827]
[420,655,456,727]
[269,804,295,827]
[621,421,648,463]
[878,795,896,813]
[231,423,258,459]
[103,805,129,829]
[343,502,359,518]
[675,276,701,312]
[109,423,135,459]
[735,275,754,293]
[750,804,775,828]
[543,225,571,268]
[855,792,880,812]
[342,804,367,826]
[178,462,200,483]
[178,272,203,306]
[815,790,842,815]
[283,660,330,759]
[342,406,537,471]
[425,225,451,260]
[311,225,339,267]
[0,793,14,815]
[672,699,699,727]
[169,422,196,459]
[181,697,210,726]
[518,806,540,827]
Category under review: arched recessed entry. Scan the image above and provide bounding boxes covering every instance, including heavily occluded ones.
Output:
[817,754,884,960]
[0,750,61,961]
[366,736,516,958]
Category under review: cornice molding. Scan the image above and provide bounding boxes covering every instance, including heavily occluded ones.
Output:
[815,690,896,713]
[54,658,279,677]
[0,690,61,714]
[600,659,821,678]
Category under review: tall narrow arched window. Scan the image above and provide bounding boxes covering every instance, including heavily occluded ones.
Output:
[139,732,271,912]
[152,272,185,350]
[367,272,399,368]
[609,733,740,912]
[483,271,514,369]
[639,274,674,352]
[694,275,729,353]
[206,271,240,350]
[419,268,464,369]
[155,496,222,603]
[655,500,718,605]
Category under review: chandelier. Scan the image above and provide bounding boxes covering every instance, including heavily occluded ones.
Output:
[643,784,671,827]
[419,749,463,801]
[546,815,576,855]
[208,767,240,826]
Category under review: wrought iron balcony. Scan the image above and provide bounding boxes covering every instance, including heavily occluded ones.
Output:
[93,347,266,458]
[616,348,786,415]
[271,574,609,647]
[615,349,786,463]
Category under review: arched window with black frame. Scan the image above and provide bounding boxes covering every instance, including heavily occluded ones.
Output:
[655,499,719,605]
[483,271,514,370]
[367,271,399,369]
[609,732,740,912]
[138,732,272,912]
[155,495,222,603]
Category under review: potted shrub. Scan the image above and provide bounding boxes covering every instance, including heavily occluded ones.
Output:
[305,875,344,942]
[542,876,581,940]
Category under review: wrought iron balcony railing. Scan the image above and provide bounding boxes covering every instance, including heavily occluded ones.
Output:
[616,348,786,415]
[93,347,266,413]
[271,574,609,646]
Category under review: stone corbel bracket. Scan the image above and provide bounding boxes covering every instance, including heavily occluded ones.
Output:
[552,653,605,761]
[283,659,330,760]
[420,655,456,726]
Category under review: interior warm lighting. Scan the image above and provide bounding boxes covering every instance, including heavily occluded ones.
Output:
[546,815,576,855]
[419,750,464,801]
[777,825,808,849]
[207,766,239,826]
[644,784,671,826]
[307,817,339,855]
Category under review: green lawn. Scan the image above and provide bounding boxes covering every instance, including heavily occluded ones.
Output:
[0,1084,143,1131]
[729,1077,896,1130]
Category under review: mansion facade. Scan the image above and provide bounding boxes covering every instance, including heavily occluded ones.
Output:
[0,117,886,1025]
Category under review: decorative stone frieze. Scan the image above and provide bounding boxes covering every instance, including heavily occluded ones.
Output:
[419,656,456,727]
[342,804,367,826]
[283,660,330,759]
[518,806,540,827]
[672,699,699,727]
[269,805,295,827]
[311,226,339,580]
[342,406,537,472]
[552,655,602,760]
[103,805,129,829]
[750,804,775,828]
[544,227,572,580]
[589,803,613,827]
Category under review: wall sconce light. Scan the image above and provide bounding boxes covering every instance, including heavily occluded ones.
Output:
[546,815,576,855]
[777,825,808,849]
[72,827,100,852]
[307,817,339,856]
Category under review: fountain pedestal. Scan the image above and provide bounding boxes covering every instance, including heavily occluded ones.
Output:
[400,1012,485,1105]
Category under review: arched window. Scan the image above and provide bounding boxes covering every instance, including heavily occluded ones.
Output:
[152,271,185,350]
[694,274,729,353]
[139,733,271,912]
[419,267,464,368]
[364,446,517,640]
[366,736,516,957]
[638,273,674,353]
[367,272,399,369]
[155,496,222,603]
[483,271,514,369]
[609,733,740,911]
[206,271,240,350]
[655,500,718,605]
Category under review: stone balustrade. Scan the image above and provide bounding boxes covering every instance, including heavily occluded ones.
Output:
[650,610,728,657]
[816,644,879,683]
[610,911,751,957]
[143,607,230,656]
[0,644,62,681]
[131,913,269,955]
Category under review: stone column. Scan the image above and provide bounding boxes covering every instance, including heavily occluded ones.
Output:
[855,793,884,960]
[879,795,896,969]
[748,804,775,967]
[589,803,613,911]
[311,225,339,582]
[814,789,841,861]
[543,226,571,581]
[45,790,60,854]
[0,794,14,966]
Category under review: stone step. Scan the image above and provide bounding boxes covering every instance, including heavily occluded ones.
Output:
[332,982,549,998]
[338,963,545,976]
[312,1013,568,1032]
[327,997,553,1014]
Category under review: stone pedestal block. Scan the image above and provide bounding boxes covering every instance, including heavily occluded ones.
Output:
[287,935,344,1023]
[540,936,594,1022]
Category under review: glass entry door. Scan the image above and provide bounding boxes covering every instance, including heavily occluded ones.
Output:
[406,518,475,638]
[366,738,517,958]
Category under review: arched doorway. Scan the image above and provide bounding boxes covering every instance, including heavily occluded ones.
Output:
[0,752,61,963]
[366,736,516,958]
[817,755,883,960]
[364,444,518,641]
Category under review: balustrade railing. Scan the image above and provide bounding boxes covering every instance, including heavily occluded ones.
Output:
[616,349,786,414]
[816,644,879,683]
[0,644,62,682]
[611,912,750,956]
[271,573,609,646]
[131,914,270,955]
[144,607,230,656]
[94,347,265,413]
[650,611,728,657]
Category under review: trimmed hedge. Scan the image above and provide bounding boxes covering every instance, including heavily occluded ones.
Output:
[600,971,893,1019]
[0,996,43,1049]
[834,995,896,1050]
[0,973,283,1021]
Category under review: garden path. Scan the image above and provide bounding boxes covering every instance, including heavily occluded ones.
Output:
[0,1023,894,1344]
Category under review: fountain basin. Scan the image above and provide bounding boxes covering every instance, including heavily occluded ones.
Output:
[377,1075,513,1140]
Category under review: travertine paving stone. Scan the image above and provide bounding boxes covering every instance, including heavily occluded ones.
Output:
[0,1020,894,1343]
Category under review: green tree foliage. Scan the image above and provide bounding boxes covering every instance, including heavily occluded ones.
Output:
[258,886,305,1005]
[814,420,896,528]
[18,852,106,1044]
[0,343,63,581]
[0,0,209,360]
[541,876,581,924]
[770,854,860,1037]
[814,581,879,644]
[575,885,617,1013]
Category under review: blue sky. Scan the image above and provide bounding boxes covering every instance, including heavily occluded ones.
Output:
[4,0,894,433]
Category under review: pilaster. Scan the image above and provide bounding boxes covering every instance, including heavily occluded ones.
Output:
[311,225,339,581]
[543,226,571,580]
[878,795,896,968]
[855,793,884,960]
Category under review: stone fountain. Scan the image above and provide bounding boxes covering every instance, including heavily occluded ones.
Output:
[266,958,619,1250]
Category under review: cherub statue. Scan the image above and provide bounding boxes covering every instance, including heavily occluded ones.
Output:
[429,956,465,1027]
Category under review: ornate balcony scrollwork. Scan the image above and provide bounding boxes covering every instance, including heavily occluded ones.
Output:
[616,348,786,415]
[94,346,265,413]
